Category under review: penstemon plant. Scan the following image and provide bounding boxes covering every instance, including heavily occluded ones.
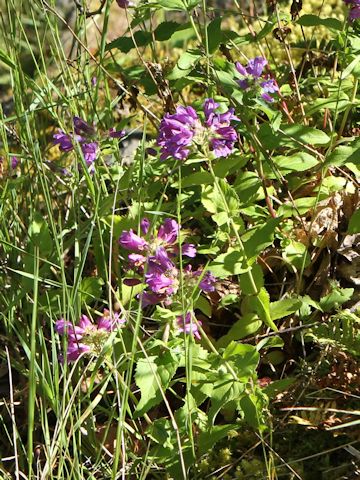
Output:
[0,0,360,478]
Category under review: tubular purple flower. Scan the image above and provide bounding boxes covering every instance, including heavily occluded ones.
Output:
[73,116,96,136]
[177,312,202,340]
[11,156,19,169]
[204,99,238,158]
[55,319,72,335]
[53,131,74,152]
[246,57,267,77]
[109,127,125,138]
[181,243,197,258]
[140,218,150,235]
[157,106,200,160]
[81,142,98,166]
[128,253,147,269]
[116,0,131,7]
[349,5,360,18]
[119,229,148,252]
[157,218,179,245]
[66,341,91,362]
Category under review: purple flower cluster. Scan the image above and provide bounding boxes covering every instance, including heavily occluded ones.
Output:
[157,99,238,161]
[235,57,279,103]
[119,218,216,308]
[56,310,124,362]
[53,117,99,170]
[53,116,124,172]
[344,0,360,20]
[177,312,202,340]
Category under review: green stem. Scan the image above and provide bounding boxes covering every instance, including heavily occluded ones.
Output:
[207,161,259,295]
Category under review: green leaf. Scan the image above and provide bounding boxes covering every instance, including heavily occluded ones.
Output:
[154,21,183,41]
[319,285,354,313]
[263,377,296,398]
[202,179,240,226]
[258,124,330,149]
[105,31,152,52]
[213,154,249,178]
[348,209,360,233]
[243,218,281,260]
[28,213,52,256]
[152,0,187,10]
[181,170,213,187]
[252,288,278,331]
[217,314,262,348]
[341,56,360,80]
[223,342,260,378]
[235,171,262,204]
[207,17,222,54]
[167,49,201,80]
[80,277,104,304]
[270,298,302,320]
[282,240,310,271]
[208,249,248,278]
[134,350,180,417]
[198,425,238,455]
[272,152,319,175]
[297,15,342,30]
[239,264,264,295]
[239,394,263,429]
[208,374,244,425]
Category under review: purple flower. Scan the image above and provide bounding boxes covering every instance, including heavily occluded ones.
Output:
[146,248,179,295]
[139,291,167,307]
[116,0,131,7]
[157,106,200,161]
[198,271,217,292]
[203,99,238,158]
[98,309,126,330]
[158,100,238,160]
[236,57,278,103]
[73,116,95,136]
[181,243,197,258]
[11,156,19,169]
[140,218,150,234]
[349,5,360,18]
[81,142,98,166]
[185,266,217,293]
[56,312,121,363]
[119,229,148,252]
[157,218,179,245]
[109,127,125,138]
[53,131,74,152]
[177,312,202,340]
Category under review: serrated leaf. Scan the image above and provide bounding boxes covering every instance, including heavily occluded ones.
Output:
[208,249,248,278]
[208,374,244,425]
[243,218,281,260]
[270,298,302,320]
[106,31,152,52]
[134,351,180,417]
[181,170,213,187]
[223,342,260,377]
[201,179,240,226]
